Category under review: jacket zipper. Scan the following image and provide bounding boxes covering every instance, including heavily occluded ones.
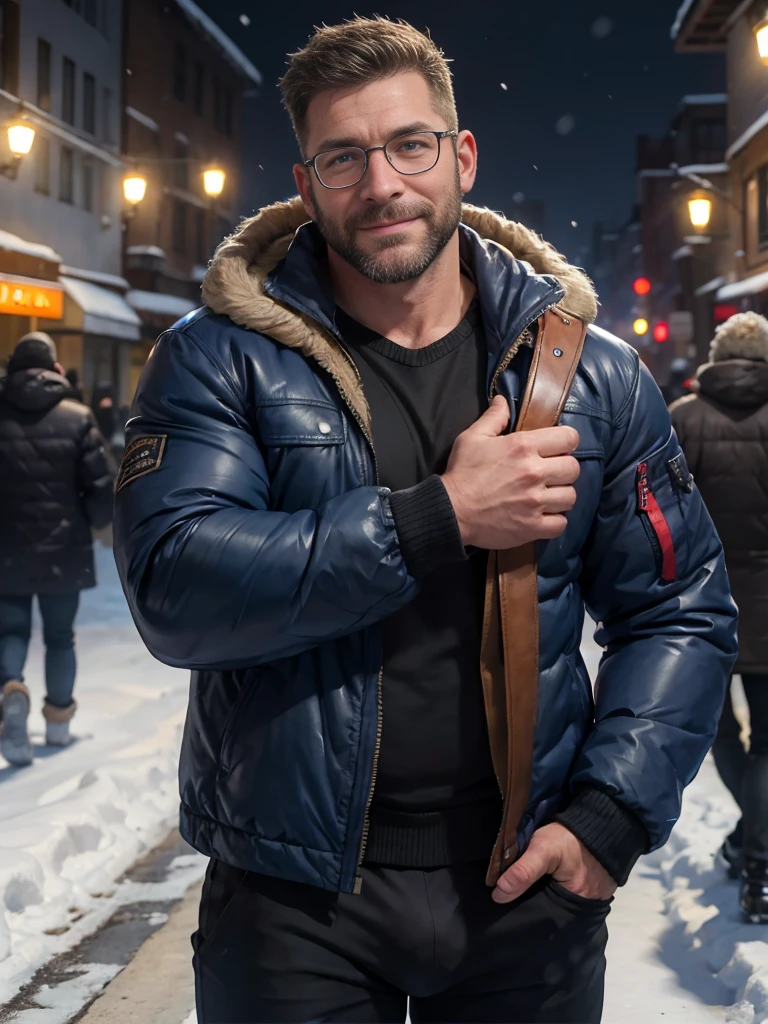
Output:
[320,332,384,895]
[636,462,676,582]
[488,301,560,402]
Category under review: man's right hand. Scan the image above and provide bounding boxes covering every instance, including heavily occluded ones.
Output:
[441,395,581,550]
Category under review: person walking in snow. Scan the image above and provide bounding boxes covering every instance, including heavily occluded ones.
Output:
[114,18,737,1023]
[0,333,114,766]
[671,310,768,923]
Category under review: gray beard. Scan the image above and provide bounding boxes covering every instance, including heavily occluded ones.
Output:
[310,173,463,284]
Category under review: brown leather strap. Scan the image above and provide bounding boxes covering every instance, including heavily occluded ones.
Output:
[484,307,588,887]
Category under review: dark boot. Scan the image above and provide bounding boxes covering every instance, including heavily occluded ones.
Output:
[741,855,768,923]
[720,820,743,879]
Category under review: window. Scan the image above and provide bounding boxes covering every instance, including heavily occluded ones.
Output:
[758,165,768,251]
[174,138,188,189]
[59,146,74,203]
[82,157,94,211]
[0,0,20,95]
[213,78,221,131]
[213,79,233,136]
[62,57,76,124]
[34,135,50,194]
[102,86,113,143]
[172,200,187,254]
[195,207,207,263]
[37,38,51,110]
[223,87,233,138]
[83,72,96,134]
[692,118,727,164]
[193,60,204,115]
[173,41,186,102]
[83,0,97,26]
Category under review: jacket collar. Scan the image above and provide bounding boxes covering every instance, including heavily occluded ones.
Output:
[201,196,598,431]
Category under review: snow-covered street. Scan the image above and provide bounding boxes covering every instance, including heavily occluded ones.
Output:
[1,551,767,1022]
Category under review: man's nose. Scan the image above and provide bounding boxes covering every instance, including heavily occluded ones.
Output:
[358,148,405,204]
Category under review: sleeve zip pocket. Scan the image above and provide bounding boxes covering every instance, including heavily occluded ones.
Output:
[636,462,676,583]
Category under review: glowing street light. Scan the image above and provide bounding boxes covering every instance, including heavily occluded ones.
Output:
[123,174,147,205]
[203,167,226,198]
[7,123,35,156]
[633,318,649,336]
[755,18,768,64]
[688,195,713,229]
[633,277,652,296]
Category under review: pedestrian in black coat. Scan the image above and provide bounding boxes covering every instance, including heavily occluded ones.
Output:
[671,310,768,920]
[0,333,114,766]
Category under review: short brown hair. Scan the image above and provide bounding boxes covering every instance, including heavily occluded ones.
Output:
[280,17,458,154]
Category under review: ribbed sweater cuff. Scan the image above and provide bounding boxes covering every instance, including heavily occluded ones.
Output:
[556,786,649,886]
[389,475,467,579]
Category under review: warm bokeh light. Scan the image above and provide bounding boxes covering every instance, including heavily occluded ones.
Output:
[203,168,225,198]
[688,196,713,229]
[756,19,768,64]
[7,123,35,156]
[123,175,147,204]
[633,318,649,336]
[633,277,652,296]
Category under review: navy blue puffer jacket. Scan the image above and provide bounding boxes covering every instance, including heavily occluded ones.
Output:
[114,199,737,894]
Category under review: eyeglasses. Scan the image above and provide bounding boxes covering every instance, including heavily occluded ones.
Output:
[304,130,458,190]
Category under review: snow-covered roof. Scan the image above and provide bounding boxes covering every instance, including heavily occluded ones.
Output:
[126,245,166,259]
[174,0,262,86]
[125,106,159,133]
[716,270,768,302]
[726,107,768,161]
[695,276,726,297]
[126,290,198,318]
[682,94,728,105]
[672,245,694,261]
[61,277,142,342]
[191,264,208,283]
[0,230,61,263]
[676,163,729,175]
[671,0,697,40]
[60,265,130,291]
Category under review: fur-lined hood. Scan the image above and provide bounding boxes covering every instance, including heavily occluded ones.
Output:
[201,196,598,430]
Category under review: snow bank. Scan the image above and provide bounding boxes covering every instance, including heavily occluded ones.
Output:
[0,547,199,1006]
[651,756,768,1022]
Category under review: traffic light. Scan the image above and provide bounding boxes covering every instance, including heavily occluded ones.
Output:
[652,322,669,343]
[633,277,652,296]
[633,318,649,336]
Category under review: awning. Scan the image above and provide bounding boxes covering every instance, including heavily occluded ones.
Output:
[716,271,768,303]
[126,290,197,320]
[695,276,725,297]
[61,276,141,342]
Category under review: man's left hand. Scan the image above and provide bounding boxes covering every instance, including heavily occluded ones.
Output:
[492,823,618,904]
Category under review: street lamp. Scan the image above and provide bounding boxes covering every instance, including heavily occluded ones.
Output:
[755,17,768,64]
[123,174,147,205]
[203,167,225,198]
[1,121,36,179]
[688,195,713,230]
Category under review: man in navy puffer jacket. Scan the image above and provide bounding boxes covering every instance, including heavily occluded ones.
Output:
[114,17,737,1024]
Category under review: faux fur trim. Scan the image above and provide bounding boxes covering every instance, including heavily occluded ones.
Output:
[710,311,768,363]
[201,196,599,431]
[42,699,77,723]
[2,680,30,703]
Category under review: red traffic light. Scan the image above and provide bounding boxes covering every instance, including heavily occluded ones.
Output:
[633,277,652,296]
[652,322,669,343]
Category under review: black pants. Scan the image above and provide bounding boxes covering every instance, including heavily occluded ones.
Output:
[712,673,768,856]
[193,858,610,1024]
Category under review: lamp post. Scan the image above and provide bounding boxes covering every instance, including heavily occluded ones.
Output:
[1,121,36,179]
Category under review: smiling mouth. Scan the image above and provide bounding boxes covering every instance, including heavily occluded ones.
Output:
[359,217,420,235]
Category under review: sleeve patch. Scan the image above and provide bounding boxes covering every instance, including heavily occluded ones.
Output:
[117,435,167,492]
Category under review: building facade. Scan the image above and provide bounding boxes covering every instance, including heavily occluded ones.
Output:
[0,0,140,402]
[674,0,768,336]
[121,0,260,398]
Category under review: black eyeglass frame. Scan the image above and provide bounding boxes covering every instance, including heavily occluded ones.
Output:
[304,130,458,190]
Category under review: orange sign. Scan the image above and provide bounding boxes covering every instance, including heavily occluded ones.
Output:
[0,276,63,320]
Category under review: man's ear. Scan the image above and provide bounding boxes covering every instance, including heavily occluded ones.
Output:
[293,163,317,220]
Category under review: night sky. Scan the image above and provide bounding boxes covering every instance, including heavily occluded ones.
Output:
[193,0,725,265]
